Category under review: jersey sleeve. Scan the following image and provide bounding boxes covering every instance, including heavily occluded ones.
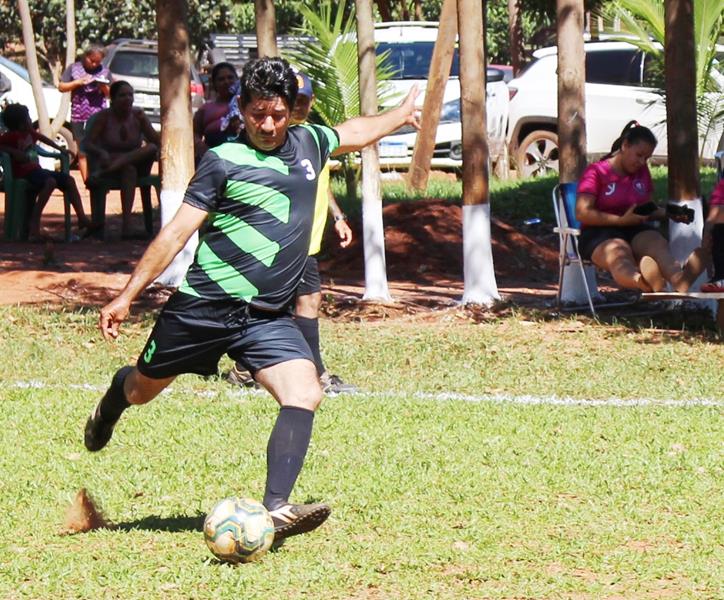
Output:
[306,124,339,164]
[183,151,227,213]
[577,163,602,197]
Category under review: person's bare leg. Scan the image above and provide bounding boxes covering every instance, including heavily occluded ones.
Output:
[124,368,175,405]
[78,153,89,183]
[631,230,691,292]
[28,179,56,239]
[101,144,157,175]
[66,178,92,228]
[255,358,322,410]
[638,256,666,292]
[591,238,651,291]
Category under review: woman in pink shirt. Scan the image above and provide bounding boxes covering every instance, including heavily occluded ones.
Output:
[576,121,696,293]
[699,178,724,292]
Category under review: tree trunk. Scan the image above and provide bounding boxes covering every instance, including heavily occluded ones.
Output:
[458,0,499,305]
[665,0,703,282]
[413,0,423,20]
[155,0,197,287]
[557,0,596,305]
[356,0,391,302]
[507,0,524,76]
[408,0,457,191]
[16,0,51,136]
[255,0,278,58]
[375,0,392,21]
[51,0,74,137]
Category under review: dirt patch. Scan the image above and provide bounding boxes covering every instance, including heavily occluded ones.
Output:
[0,173,562,315]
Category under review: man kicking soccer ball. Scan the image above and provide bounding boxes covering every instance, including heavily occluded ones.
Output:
[226,70,356,394]
[85,57,419,541]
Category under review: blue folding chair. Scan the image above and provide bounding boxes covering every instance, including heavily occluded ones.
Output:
[552,181,597,315]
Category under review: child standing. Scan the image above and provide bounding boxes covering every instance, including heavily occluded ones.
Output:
[0,103,94,241]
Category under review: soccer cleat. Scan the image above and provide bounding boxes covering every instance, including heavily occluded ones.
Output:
[84,366,132,452]
[226,363,261,390]
[320,372,358,395]
[268,503,331,540]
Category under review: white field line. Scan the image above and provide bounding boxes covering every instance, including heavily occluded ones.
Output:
[3,380,723,408]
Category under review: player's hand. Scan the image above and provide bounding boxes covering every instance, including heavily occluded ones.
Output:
[619,205,648,226]
[335,218,353,248]
[79,75,93,85]
[399,85,422,131]
[99,296,131,341]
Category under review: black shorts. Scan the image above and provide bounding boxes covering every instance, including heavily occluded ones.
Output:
[136,292,313,379]
[296,256,321,296]
[578,224,658,260]
[71,121,87,145]
[25,168,73,191]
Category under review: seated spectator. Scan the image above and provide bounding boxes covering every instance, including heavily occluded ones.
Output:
[58,45,111,183]
[698,178,724,292]
[83,80,160,239]
[193,62,241,160]
[576,120,698,293]
[0,103,94,241]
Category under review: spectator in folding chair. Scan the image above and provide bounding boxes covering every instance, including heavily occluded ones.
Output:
[575,120,699,293]
[0,103,94,241]
[83,81,160,239]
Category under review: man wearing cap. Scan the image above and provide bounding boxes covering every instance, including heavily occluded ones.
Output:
[227,70,356,394]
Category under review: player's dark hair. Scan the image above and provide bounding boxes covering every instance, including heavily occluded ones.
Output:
[211,61,238,83]
[109,80,133,101]
[604,120,657,159]
[239,57,297,110]
[1,103,30,131]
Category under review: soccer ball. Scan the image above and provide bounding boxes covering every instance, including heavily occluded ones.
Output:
[203,497,275,563]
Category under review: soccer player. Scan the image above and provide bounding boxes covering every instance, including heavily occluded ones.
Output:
[226,70,356,394]
[84,57,420,540]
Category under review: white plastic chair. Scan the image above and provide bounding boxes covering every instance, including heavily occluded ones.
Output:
[552,182,597,315]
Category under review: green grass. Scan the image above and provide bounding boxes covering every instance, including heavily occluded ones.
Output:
[0,305,722,599]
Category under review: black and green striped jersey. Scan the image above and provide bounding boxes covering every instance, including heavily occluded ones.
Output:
[179,124,339,310]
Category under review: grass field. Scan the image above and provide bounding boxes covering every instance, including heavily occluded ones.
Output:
[0,305,722,599]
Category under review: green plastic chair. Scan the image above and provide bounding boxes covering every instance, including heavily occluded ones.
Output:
[82,112,160,238]
[1,147,72,242]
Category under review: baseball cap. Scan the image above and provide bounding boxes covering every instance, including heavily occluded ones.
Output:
[295,71,314,98]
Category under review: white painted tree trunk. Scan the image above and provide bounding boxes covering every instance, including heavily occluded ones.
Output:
[461,204,500,305]
[155,189,198,286]
[669,198,708,293]
[361,146,392,301]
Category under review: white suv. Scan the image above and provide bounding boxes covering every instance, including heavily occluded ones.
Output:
[372,22,510,169]
[507,40,724,177]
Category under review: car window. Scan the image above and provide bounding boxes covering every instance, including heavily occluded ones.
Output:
[109,51,159,78]
[585,49,642,85]
[377,42,461,79]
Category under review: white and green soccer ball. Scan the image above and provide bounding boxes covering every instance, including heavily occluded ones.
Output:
[203,497,275,563]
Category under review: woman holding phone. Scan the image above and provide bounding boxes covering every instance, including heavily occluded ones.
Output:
[575,121,698,293]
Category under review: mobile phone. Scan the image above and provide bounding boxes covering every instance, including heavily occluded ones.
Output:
[633,201,658,216]
[666,203,695,223]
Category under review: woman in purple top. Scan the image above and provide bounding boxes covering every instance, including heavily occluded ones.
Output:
[576,121,698,293]
[59,46,111,182]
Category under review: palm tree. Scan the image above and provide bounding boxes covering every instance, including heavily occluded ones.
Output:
[283,0,395,201]
[604,0,724,156]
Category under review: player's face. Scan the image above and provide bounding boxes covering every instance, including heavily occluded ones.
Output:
[111,84,134,112]
[241,95,291,152]
[290,94,313,125]
[620,140,654,175]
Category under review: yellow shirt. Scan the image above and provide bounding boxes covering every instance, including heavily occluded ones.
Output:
[309,162,330,255]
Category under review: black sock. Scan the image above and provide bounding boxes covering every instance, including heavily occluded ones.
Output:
[263,406,315,511]
[711,224,724,280]
[295,316,325,376]
[99,366,133,422]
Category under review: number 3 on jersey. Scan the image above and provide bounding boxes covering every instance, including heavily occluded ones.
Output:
[300,159,316,181]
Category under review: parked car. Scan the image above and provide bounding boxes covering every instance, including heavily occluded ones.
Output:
[507,40,724,177]
[103,39,205,126]
[377,67,509,170]
[372,21,510,169]
[0,55,73,150]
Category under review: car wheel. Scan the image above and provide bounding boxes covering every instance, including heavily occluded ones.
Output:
[515,130,559,178]
[55,126,77,155]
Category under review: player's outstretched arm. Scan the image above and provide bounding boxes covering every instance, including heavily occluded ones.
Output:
[332,85,420,156]
[98,203,208,340]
